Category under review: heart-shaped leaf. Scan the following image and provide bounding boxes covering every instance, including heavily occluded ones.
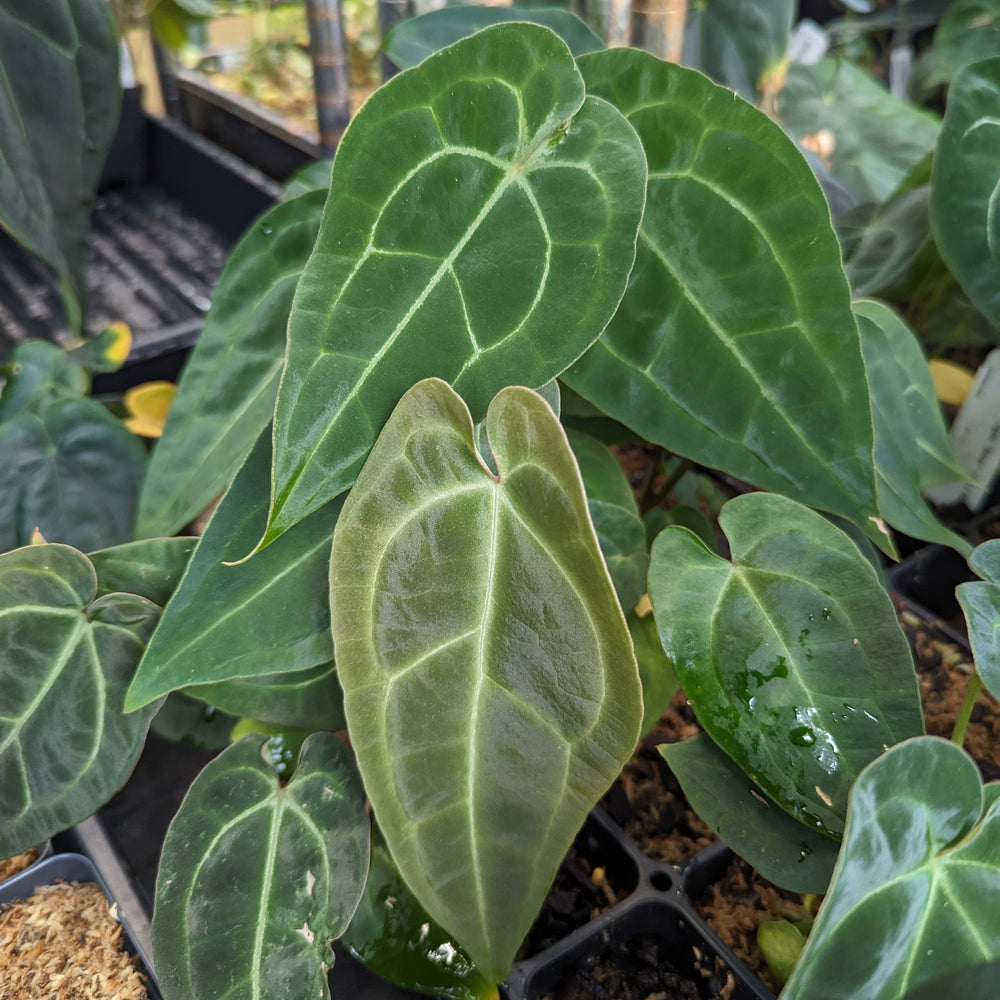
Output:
[930,56,1000,331]
[0,543,160,855]
[662,733,839,894]
[855,299,973,555]
[0,397,147,552]
[384,6,603,70]
[564,49,882,546]
[343,841,497,1000]
[330,379,642,982]
[89,537,196,605]
[0,0,120,333]
[778,59,940,206]
[957,538,1000,701]
[136,189,327,540]
[647,492,925,838]
[264,22,646,548]
[683,0,795,101]
[127,428,342,711]
[567,428,648,613]
[781,736,1000,1000]
[152,732,370,1000]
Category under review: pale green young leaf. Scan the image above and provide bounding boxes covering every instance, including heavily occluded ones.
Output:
[330,379,641,982]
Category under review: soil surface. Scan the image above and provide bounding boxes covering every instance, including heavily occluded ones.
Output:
[0,848,39,887]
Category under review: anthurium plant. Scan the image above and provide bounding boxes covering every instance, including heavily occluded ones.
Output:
[2,5,1000,1000]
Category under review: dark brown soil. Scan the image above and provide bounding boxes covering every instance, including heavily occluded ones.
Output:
[542,931,733,1000]
[516,835,631,961]
[602,689,715,865]
[896,601,1000,781]
[694,858,815,995]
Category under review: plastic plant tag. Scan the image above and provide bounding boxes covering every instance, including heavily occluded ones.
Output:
[926,348,1000,510]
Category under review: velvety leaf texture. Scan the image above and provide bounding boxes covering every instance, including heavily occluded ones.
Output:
[330,379,642,982]
[782,737,1000,1000]
[0,544,160,855]
[565,48,882,546]
[958,538,1000,701]
[648,493,924,838]
[136,189,327,540]
[930,56,1000,331]
[264,23,646,548]
[153,733,370,1000]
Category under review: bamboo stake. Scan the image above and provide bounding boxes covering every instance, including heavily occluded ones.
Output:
[305,0,352,155]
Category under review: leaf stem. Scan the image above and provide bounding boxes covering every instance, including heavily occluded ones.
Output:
[951,670,983,747]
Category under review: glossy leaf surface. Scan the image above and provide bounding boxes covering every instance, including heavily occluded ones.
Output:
[648,493,924,838]
[384,6,603,70]
[266,23,646,547]
[127,429,342,710]
[330,379,641,982]
[856,300,972,555]
[779,59,940,206]
[89,537,196,605]
[0,397,147,552]
[782,737,1000,1000]
[662,733,838,894]
[957,538,1000,701]
[565,49,881,544]
[931,56,1000,331]
[683,0,795,100]
[0,544,160,855]
[344,842,497,1000]
[136,190,327,539]
[0,0,119,332]
[567,428,648,612]
[153,733,369,1000]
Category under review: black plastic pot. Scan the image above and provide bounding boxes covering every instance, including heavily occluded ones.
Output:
[505,810,773,1000]
[0,850,161,999]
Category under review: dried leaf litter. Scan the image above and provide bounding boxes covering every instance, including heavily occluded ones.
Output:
[0,880,148,999]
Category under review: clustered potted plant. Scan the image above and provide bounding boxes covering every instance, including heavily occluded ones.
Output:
[2,1,1000,999]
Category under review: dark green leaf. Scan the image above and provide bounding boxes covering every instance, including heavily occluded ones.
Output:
[150,692,239,750]
[330,379,642,982]
[127,428,342,711]
[778,59,940,206]
[0,341,88,420]
[856,299,972,555]
[264,23,646,548]
[565,49,882,547]
[647,493,925,838]
[282,158,332,199]
[930,56,1000,331]
[384,7,603,70]
[153,733,370,1000]
[185,663,346,733]
[782,737,1000,1000]
[344,842,498,1000]
[0,397,147,552]
[567,428,648,612]
[0,543,160,855]
[957,538,1000,701]
[0,0,120,332]
[683,0,795,100]
[136,190,327,540]
[89,537,196,605]
[662,733,838,894]
[898,961,1000,1000]
[913,0,1000,98]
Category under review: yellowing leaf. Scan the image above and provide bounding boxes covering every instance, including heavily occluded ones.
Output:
[929,358,975,406]
[124,381,177,438]
[100,322,133,369]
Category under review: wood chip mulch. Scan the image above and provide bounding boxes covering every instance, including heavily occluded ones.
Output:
[0,880,149,999]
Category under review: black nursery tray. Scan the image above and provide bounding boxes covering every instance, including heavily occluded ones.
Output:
[0,104,284,388]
